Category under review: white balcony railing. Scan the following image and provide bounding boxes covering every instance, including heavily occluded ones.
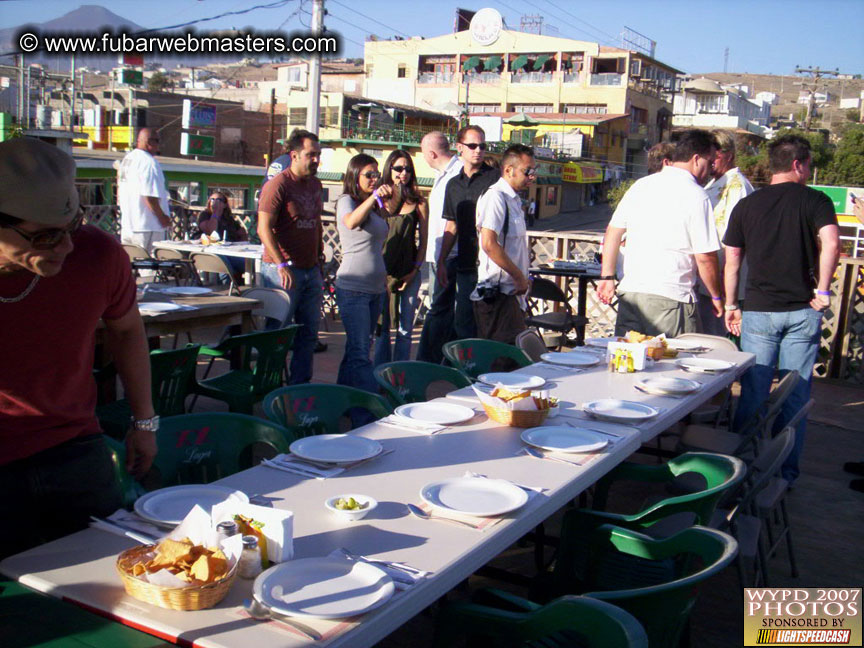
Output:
[590,73,624,87]
[510,71,555,84]
[418,72,454,84]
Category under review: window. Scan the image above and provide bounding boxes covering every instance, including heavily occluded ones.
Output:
[564,104,608,115]
[468,103,499,113]
[285,66,305,85]
[397,64,407,78]
[168,181,202,207]
[208,185,250,211]
[509,104,553,113]
[318,106,340,127]
[76,180,108,206]
[591,57,621,74]
[696,95,726,113]
[288,107,308,126]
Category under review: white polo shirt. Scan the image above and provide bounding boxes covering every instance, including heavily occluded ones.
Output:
[610,165,720,303]
[425,155,463,264]
[472,177,529,305]
[117,149,170,233]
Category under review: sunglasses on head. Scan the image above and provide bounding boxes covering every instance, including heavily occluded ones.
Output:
[0,208,84,250]
[391,165,410,174]
[361,171,381,179]
[460,142,487,151]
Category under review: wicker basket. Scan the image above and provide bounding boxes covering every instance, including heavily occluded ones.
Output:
[482,402,550,428]
[116,544,238,611]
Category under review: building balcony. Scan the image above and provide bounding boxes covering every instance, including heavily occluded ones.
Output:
[590,73,624,87]
[417,72,454,85]
[562,72,580,84]
[509,71,555,84]
[336,118,455,147]
[464,72,502,85]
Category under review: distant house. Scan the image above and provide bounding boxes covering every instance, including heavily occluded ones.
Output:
[672,77,770,135]
[756,91,778,105]
[797,91,831,105]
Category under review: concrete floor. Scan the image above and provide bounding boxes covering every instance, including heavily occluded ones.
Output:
[179,314,864,648]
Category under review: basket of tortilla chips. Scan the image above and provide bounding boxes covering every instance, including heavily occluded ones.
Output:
[116,537,237,610]
[481,387,553,428]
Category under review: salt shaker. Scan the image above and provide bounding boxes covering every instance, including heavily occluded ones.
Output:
[238,535,263,579]
[216,520,238,543]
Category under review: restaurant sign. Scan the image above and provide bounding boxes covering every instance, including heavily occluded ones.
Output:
[180,132,215,157]
[562,162,603,184]
[182,99,218,130]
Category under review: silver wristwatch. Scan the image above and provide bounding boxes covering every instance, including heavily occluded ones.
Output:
[131,415,160,432]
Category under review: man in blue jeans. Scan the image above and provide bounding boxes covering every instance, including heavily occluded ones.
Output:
[257,129,324,383]
[723,134,839,484]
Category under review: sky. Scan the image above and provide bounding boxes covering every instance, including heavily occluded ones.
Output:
[0,0,862,76]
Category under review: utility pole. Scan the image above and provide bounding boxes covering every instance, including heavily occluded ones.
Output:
[69,54,76,132]
[794,65,840,131]
[306,0,324,135]
[723,47,729,74]
[16,54,24,125]
[267,87,276,168]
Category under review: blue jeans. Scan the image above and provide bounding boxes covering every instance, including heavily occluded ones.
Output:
[374,272,421,365]
[416,258,477,364]
[733,308,823,483]
[260,263,323,384]
[335,287,385,394]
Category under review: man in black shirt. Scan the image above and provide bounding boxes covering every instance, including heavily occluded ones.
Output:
[723,134,839,484]
[436,125,500,341]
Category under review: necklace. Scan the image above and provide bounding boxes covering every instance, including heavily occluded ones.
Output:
[0,274,40,303]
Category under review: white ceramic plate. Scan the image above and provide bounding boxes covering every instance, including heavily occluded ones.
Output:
[134,485,249,527]
[582,399,660,423]
[158,286,214,296]
[636,376,702,395]
[521,426,608,453]
[540,351,600,367]
[420,477,528,517]
[476,373,545,390]
[584,337,615,348]
[677,357,735,373]
[394,402,475,425]
[138,301,181,313]
[289,434,382,464]
[254,557,394,619]
[667,338,709,351]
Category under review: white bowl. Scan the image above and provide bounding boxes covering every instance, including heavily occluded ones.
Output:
[325,494,377,522]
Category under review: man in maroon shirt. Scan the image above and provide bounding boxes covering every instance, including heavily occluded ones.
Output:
[0,138,156,558]
[257,129,324,384]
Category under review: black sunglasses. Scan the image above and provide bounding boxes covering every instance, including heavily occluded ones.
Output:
[0,208,84,250]
[391,165,411,174]
[209,197,227,203]
[361,171,381,179]
[460,142,487,151]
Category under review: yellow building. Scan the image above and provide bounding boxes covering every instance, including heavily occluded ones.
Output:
[363,17,681,175]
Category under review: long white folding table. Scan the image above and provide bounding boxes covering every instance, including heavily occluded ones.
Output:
[0,346,754,647]
[153,240,264,286]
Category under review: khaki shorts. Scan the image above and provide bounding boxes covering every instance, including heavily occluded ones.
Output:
[472,293,527,345]
[615,292,698,338]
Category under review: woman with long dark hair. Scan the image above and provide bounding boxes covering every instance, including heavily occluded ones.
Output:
[198,190,248,277]
[334,154,392,395]
[373,149,427,365]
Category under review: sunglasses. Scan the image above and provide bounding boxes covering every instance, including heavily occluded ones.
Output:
[0,208,84,250]
[209,197,227,203]
[460,142,487,151]
[391,165,411,174]
[521,167,537,177]
[361,171,381,179]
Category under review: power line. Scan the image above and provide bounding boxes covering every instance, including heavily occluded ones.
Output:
[542,0,620,45]
[139,0,297,33]
[329,0,409,39]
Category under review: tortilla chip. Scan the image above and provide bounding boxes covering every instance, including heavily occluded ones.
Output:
[132,563,146,576]
[190,554,228,583]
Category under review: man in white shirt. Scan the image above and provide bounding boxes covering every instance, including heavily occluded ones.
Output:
[117,128,171,252]
[697,129,755,334]
[598,129,724,337]
[416,131,463,363]
[471,144,535,344]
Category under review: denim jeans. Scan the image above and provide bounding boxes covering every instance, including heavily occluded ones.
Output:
[733,308,823,483]
[0,434,122,559]
[374,271,421,365]
[335,287,385,394]
[416,258,477,364]
[260,263,323,384]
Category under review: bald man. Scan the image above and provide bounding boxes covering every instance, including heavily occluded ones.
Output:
[117,127,171,252]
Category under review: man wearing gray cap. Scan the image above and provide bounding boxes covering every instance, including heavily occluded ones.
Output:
[0,138,157,558]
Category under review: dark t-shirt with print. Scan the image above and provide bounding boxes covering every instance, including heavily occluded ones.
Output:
[442,164,500,271]
[723,182,837,312]
[258,168,323,269]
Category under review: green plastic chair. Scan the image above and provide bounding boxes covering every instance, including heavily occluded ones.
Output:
[579,452,747,536]
[263,384,392,438]
[373,361,472,406]
[97,344,202,439]
[545,524,738,648]
[434,593,648,648]
[106,413,293,496]
[192,325,300,413]
[442,338,532,379]
[1,580,172,648]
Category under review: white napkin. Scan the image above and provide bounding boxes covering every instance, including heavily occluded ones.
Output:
[327,550,429,591]
[262,455,344,480]
[108,509,164,537]
[378,415,446,435]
